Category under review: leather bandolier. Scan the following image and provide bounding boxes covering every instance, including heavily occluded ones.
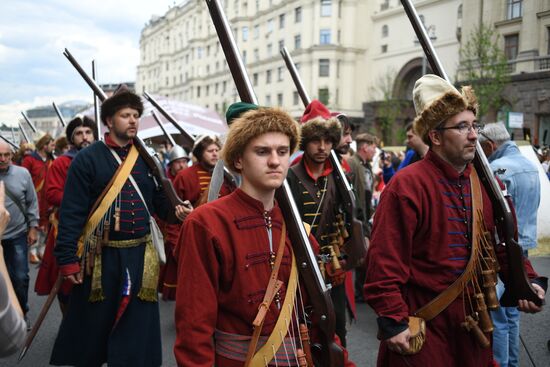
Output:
[288,163,349,287]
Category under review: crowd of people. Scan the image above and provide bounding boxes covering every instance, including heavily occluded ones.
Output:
[0,74,547,367]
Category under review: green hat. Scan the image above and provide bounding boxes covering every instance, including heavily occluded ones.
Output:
[225,102,259,125]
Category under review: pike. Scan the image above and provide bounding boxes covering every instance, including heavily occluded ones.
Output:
[280,46,367,270]
[18,122,30,143]
[52,102,66,127]
[400,0,544,307]
[21,112,37,134]
[91,60,102,140]
[205,0,343,365]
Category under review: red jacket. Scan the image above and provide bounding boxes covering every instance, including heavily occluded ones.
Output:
[21,151,53,227]
[173,163,234,206]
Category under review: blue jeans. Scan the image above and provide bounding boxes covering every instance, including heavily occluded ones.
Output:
[491,278,520,367]
[1,232,30,313]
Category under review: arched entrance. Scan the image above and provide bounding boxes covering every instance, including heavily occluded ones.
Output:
[393,57,433,100]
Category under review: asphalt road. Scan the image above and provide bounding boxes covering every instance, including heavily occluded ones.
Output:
[2,258,549,366]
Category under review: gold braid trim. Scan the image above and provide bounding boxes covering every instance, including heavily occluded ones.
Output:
[137,237,160,302]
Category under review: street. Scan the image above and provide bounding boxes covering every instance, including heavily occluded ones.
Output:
[2,257,549,366]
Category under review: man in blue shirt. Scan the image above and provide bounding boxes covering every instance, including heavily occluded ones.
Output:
[479,122,541,367]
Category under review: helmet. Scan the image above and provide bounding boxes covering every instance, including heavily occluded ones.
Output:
[167,145,190,165]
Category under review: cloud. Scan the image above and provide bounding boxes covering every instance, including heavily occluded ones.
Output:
[0,0,176,121]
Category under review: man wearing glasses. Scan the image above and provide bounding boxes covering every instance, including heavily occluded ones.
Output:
[364,75,545,367]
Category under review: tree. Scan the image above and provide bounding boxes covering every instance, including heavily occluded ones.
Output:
[458,23,510,119]
[372,70,407,145]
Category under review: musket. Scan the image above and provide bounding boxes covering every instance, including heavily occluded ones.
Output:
[151,110,177,147]
[205,0,343,365]
[0,135,18,150]
[142,92,195,147]
[21,112,37,134]
[401,0,544,307]
[18,122,30,143]
[91,60,102,140]
[280,47,367,270]
[18,275,62,362]
[11,126,16,142]
[52,102,66,127]
[63,48,185,214]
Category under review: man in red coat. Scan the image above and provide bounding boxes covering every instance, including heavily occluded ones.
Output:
[364,74,546,367]
[35,116,96,312]
[173,135,234,207]
[21,133,55,263]
[174,103,354,367]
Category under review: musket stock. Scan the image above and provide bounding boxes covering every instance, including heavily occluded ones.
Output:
[400,0,543,307]
[280,47,367,270]
[205,0,342,365]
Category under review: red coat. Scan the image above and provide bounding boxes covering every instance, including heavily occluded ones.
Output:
[21,151,53,228]
[364,150,538,367]
[35,152,75,296]
[173,163,234,206]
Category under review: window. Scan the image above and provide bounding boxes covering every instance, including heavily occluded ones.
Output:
[254,25,260,39]
[277,93,283,106]
[223,81,227,93]
[242,26,249,41]
[254,48,259,61]
[318,88,329,105]
[547,27,550,55]
[266,69,272,84]
[198,47,203,59]
[457,4,463,20]
[382,25,388,38]
[266,94,272,105]
[320,29,331,44]
[381,0,389,11]
[295,7,302,23]
[197,86,201,98]
[507,0,522,20]
[504,34,519,60]
[278,66,284,81]
[267,18,274,34]
[215,83,219,94]
[206,85,210,96]
[381,44,388,53]
[279,13,285,29]
[267,43,273,57]
[321,0,332,17]
[279,39,285,51]
[242,50,247,64]
[293,91,299,105]
[253,73,259,86]
[319,59,330,77]
[294,34,302,49]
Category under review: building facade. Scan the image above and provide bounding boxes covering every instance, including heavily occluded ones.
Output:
[461,0,550,146]
[137,0,372,120]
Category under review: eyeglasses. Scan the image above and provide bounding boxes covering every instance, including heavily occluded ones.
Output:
[436,122,484,135]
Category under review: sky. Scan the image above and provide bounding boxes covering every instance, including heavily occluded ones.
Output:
[0,0,178,125]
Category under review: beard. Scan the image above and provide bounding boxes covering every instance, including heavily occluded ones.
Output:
[336,143,350,155]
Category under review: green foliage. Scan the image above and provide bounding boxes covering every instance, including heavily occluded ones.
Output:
[458,23,510,119]
[374,70,407,145]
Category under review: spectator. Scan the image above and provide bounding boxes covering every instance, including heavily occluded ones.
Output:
[479,122,541,367]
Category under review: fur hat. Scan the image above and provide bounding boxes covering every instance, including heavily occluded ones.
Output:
[100,84,143,125]
[35,133,53,151]
[192,135,221,162]
[222,107,300,173]
[300,100,341,150]
[412,74,478,145]
[66,115,96,143]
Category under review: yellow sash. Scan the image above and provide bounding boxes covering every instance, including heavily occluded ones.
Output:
[249,253,298,366]
[76,145,139,258]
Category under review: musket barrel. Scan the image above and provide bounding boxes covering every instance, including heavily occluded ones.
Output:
[52,102,66,127]
[280,47,311,106]
[151,110,177,147]
[21,112,37,133]
[142,92,195,144]
[91,60,102,140]
[18,122,31,143]
[0,135,18,150]
[64,49,108,102]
